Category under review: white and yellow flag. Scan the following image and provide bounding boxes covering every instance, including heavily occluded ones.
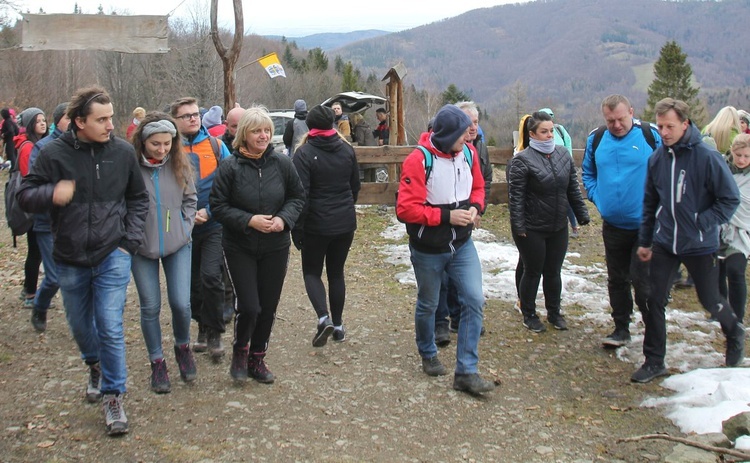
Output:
[258,52,287,79]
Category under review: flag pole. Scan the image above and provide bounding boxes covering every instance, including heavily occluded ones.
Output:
[236,56,264,72]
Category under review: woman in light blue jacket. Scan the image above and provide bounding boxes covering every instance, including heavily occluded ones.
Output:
[131,112,198,393]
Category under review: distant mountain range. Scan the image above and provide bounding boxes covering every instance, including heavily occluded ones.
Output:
[320,0,749,134]
[266,30,389,51]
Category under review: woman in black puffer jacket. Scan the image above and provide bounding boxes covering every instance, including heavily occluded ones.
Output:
[210,106,305,384]
[508,111,589,333]
[292,105,361,347]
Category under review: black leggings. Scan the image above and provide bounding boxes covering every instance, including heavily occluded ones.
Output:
[719,253,748,322]
[24,230,41,296]
[512,227,568,317]
[224,247,289,353]
[301,231,355,326]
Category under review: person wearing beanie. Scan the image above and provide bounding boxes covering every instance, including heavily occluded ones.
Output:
[26,102,72,333]
[738,109,750,135]
[283,99,309,157]
[130,112,198,393]
[396,104,494,395]
[126,106,146,140]
[13,107,49,315]
[509,111,589,334]
[291,105,361,347]
[202,105,226,137]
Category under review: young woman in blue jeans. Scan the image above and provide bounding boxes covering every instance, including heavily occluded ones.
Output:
[131,112,198,393]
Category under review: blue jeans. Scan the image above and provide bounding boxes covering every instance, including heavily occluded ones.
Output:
[435,273,460,328]
[33,231,59,313]
[410,239,484,374]
[58,248,132,395]
[132,244,192,362]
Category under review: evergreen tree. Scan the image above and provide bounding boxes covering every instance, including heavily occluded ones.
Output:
[441,84,470,105]
[642,40,706,124]
[341,62,362,92]
[307,48,328,72]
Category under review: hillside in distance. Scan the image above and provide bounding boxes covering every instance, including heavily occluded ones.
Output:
[267,30,390,51]
[332,0,750,129]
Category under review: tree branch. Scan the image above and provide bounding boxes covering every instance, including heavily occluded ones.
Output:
[618,433,750,460]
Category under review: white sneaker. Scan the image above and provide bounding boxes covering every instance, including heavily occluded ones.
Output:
[102,393,128,436]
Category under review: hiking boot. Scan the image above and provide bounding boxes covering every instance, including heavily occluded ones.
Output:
[150,359,171,394]
[86,363,102,403]
[312,317,334,347]
[435,323,450,348]
[547,314,568,331]
[207,329,224,362]
[602,328,631,347]
[173,344,197,382]
[630,363,668,383]
[193,324,207,353]
[230,346,249,382]
[332,325,346,343]
[570,227,579,239]
[726,324,746,367]
[453,373,496,394]
[31,308,47,332]
[102,393,128,436]
[422,356,447,376]
[248,352,275,384]
[449,318,459,333]
[513,300,522,314]
[523,315,546,333]
[23,297,34,309]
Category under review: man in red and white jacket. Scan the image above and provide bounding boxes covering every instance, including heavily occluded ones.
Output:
[396,104,493,395]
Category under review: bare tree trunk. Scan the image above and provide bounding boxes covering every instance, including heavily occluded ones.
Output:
[210,0,243,111]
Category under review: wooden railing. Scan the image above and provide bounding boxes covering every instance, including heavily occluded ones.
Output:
[355,146,585,205]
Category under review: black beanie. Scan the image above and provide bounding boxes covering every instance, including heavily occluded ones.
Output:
[430,104,471,153]
[52,103,68,126]
[306,105,335,130]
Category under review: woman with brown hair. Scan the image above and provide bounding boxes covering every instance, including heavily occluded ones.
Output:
[131,112,198,393]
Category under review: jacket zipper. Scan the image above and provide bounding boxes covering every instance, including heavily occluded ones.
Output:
[669,148,679,254]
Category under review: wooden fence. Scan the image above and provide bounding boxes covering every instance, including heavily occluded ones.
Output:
[355,146,585,205]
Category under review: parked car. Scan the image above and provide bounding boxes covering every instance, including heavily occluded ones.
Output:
[321,92,389,183]
[267,109,294,154]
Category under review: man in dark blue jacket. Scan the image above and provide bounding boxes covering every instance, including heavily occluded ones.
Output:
[582,94,661,348]
[635,98,744,383]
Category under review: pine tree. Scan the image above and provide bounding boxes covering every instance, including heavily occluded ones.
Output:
[642,40,706,124]
[441,84,470,105]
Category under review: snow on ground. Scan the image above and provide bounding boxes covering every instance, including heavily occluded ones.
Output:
[380,216,749,436]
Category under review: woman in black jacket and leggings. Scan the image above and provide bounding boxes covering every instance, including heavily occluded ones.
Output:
[508,111,589,333]
[292,105,361,346]
[210,106,305,384]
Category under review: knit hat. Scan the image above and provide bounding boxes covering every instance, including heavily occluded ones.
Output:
[141,120,177,139]
[202,105,223,128]
[306,105,335,130]
[52,103,68,126]
[18,107,44,127]
[539,107,554,119]
[430,104,471,153]
[739,110,750,125]
[294,99,307,113]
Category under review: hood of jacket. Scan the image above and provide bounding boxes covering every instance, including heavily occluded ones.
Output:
[418,132,462,160]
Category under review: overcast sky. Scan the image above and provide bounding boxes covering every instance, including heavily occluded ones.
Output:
[17,0,528,36]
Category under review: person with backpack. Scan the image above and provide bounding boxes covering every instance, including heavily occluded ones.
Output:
[291,105,361,347]
[131,112,198,393]
[581,94,661,348]
[509,111,589,333]
[170,97,231,363]
[396,104,494,395]
[14,108,49,308]
[283,99,308,157]
[26,103,69,332]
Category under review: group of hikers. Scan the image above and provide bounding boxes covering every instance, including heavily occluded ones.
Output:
[4,84,750,436]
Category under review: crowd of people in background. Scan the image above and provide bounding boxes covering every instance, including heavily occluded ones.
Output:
[4,86,750,435]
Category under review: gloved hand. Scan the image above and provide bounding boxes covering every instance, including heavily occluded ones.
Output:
[291,229,304,251]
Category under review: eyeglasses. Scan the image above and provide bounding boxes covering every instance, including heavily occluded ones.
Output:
[176,112,200,121]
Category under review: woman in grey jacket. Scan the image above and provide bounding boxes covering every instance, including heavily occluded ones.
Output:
[131,113,198,393]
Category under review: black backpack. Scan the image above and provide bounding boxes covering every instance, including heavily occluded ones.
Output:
[588,122,657,175]
[4,141,33,246]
